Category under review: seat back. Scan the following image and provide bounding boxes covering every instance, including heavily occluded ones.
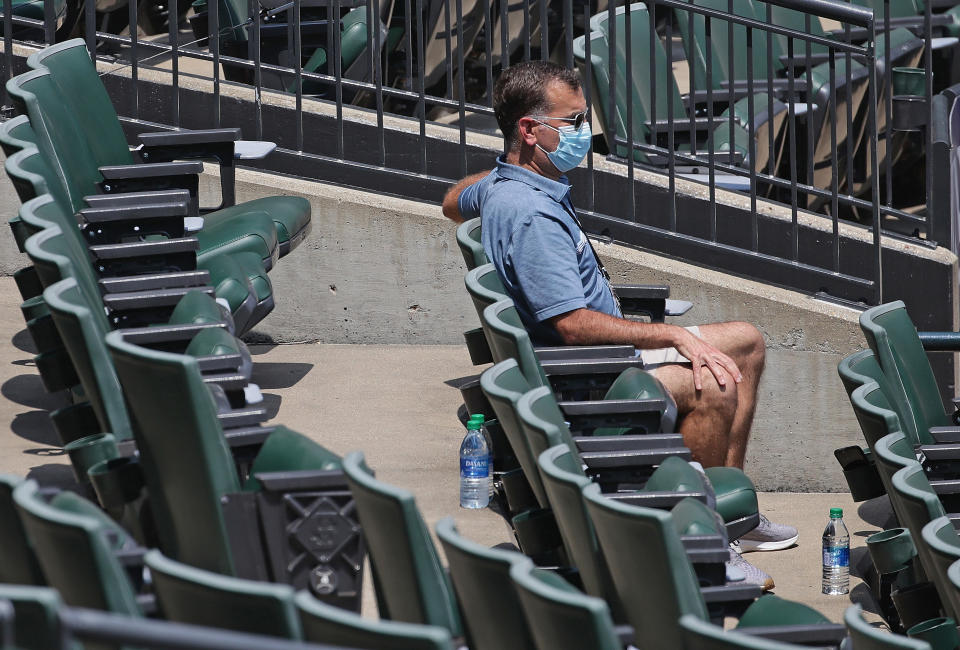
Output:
[838,349,887,401]
[509,561,622,650]
[456,218,488,270]
[12,481,141,617]
[295,591,454,650]
[464,263,508,323]
[434,517,533,650]
[873,431,919,522]
[889,465,947,592]
[582,484,710,647]
[860,301,949,444]
[27,39,133,169]
[479,359,547,507]
[537,445,625,621]
[0,585,68,650]
[45,278,133,440]
[0,475,44,586]
[0,113,35,155]
[482,299,549,389]
[6,68,104,213]
[517,386,580,461]
[105,330,241,575]
[341,452,461,635]
[145,550,302,638]
[849,381,906,452]
[844,604,931,648]
[5,145,53,205]
[679,613,810,649]
[920,517,960,620]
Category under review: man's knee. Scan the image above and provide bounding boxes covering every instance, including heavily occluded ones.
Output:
[721,321,766,371]
[696,367,739,418]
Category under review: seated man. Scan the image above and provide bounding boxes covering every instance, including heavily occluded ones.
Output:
[442,61,796,566]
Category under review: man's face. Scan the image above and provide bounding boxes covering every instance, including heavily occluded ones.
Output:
[524,81,589,175]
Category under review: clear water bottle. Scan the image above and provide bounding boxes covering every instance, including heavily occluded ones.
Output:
[471,414,495,499]
[460,416,490,509]
[822,507,850,595]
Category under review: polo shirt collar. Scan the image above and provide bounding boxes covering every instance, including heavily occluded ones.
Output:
[495,155,571,203]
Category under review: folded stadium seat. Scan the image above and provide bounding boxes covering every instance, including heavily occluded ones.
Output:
[679,613,821,649]
[582,487,846,647]
[845,604,933,649]
[433,517,537,650]
[0,475,45,586]
[859,301,960,451]
[0,585,70,650]
[295,590,455,650]
[508,559,625,650]
[538,445,745,624]
[2,131,270,334]
[341,451,463,636]
[12,480,146,617]
[574,6,787,189]
[483,298,678,433]
[27,39,311,260]
[104,330,365,611]
[920,517,960,620]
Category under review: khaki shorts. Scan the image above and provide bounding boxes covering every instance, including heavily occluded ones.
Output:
[640,325,701,373]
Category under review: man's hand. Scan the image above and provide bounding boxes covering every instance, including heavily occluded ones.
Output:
[671,327,743,391]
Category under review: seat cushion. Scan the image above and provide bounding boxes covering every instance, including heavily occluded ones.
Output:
[205,196,310,253]
[243,426,342,491]
[196,209,278,267]
[703,466,757,523]
[197,255,256,316]
[736,594,831,628]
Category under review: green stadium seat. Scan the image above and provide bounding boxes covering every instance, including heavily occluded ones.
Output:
[845,604,933,649]
[0,585,69,650]
[919,517,960,620]
[0,475,44,586]
[509,560,625,650]
[12,480,144,616]
[27,39,311,259]
[582,486,843,647]
[456,218,487,270]
[295,590,455,650]
[341,451,462,635]
[679,613,815,649]
[433,516,535,650]
[105,330,364,610]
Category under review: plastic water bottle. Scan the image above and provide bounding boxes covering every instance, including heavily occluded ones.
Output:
[822,507,850,595]
[460,416,490,509]
[472,415,495,499]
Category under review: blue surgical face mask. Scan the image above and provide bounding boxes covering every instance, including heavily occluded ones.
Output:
[534,120,592,173]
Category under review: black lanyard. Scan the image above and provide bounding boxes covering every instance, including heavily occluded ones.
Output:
[561,196,612,282]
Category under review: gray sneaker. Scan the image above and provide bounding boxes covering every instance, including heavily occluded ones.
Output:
[738,514,799,552]
[728,544,775,592]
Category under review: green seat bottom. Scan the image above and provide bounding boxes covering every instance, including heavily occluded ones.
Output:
[243,426,343,491]
[704,466,757,523]
[204,196,310,249]
[735,594,832,628]
[197,209,279,266]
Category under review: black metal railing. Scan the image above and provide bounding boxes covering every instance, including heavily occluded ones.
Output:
[0,0,950,305]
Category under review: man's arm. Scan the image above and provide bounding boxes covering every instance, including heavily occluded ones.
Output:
[550,308,742,390]
[441,172,490,223]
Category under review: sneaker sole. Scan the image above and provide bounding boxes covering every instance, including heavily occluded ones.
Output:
[738,534,799,552]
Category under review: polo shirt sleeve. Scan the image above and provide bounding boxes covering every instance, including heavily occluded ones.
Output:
[458,179,482,221]
[506,214,587,323]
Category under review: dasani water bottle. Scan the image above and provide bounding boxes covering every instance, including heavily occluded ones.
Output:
[460,415,490,509]
[822,507,850,595]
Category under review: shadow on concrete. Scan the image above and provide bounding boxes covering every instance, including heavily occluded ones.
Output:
[850,546,874,580]
[12,328,38,355]
[444,375,478,390]
[850,582,881,615]
[2,374,64,411]
[857,496,896,530]
[260,393,282,420]
[251,362,313,389]
[26,463,83,493]
[10,410,60,446]
[247,342,278,355]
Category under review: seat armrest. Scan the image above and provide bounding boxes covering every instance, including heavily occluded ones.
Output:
[607,490,708,509]
[253,468,351,492]
[611,284,670,300]
[99,161,203,180]
[700,583,763,605]
[99,270,211,294]
[573,433,684,452]
[118,322,227,346]
[559,399,668,435]
[195,353,245,374]
[931,478,960,495]
[540,357,645,376]
[614,625,635,646]
[534,344,636,360]
[223,425,273,450]
[930,426,960,443]
[580,446,691,469]
[79,201,189,223]
[919,443,960,462]
[216,404,269,429]
[84,189,192,207]
[735,623,848,646]
[138,128,241,147]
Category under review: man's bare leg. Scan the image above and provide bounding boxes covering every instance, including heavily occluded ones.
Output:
[653,363,738,467]
[695,322,766,468]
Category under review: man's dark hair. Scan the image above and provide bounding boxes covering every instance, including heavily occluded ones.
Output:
[493,61,582,151]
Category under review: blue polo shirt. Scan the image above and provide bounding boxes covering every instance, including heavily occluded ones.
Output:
[459,156,621,345]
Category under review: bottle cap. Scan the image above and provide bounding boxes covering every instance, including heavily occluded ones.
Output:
[830,507,843,518]
[470,414,485,423]
[467,416,483,430]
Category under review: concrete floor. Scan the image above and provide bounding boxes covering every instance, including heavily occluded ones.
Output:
[0,275,887,628]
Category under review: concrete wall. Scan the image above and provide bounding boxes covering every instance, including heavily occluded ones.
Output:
[3,160,956,491]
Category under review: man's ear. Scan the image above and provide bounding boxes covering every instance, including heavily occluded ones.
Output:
[517,117,538,146]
